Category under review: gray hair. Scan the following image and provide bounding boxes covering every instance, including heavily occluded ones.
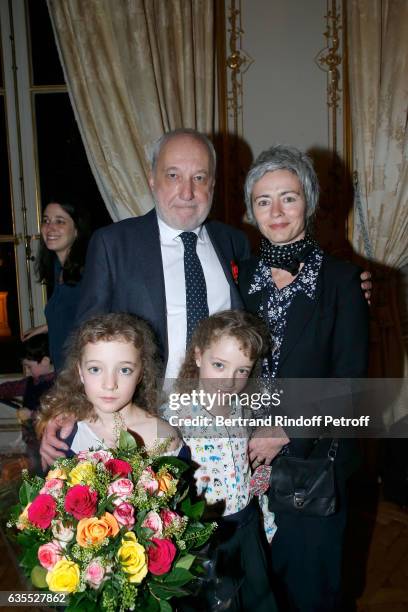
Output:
[244,144,319,226]
[150,128,217,178]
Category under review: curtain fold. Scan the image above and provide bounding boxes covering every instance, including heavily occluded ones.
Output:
[348,0,408,401]
[47,0,215,221]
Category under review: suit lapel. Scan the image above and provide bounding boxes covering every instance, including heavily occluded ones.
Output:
[278,275,322,367]
[205,221,243,308]
[138,210,168,360]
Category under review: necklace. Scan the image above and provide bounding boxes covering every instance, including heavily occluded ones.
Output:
[113,412,127,446]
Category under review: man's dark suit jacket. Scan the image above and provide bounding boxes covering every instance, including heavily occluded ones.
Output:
[238,253,369,474]
[76,209,250,368]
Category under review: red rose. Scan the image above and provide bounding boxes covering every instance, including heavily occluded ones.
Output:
[147,537,176,575]
[27,494,57,529]
[105,459,132,477]
[64,485,98,520]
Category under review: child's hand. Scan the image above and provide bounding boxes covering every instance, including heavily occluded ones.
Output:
[40,413,76,470]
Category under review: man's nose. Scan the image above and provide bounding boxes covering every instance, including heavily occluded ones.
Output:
[179,178,194,201]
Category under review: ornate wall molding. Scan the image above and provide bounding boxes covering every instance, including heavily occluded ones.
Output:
[315,0,342,155]
[313,0,353,255]
[225,0,253,137]
[215,0,253,226]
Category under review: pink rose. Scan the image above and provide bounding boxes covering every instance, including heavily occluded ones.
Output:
[90,450,112,464]
[27,494,57,529]
[142,511,163,537]
[160,509,182,529]
[84,559,106,588]
[51,520,75,544]
[108,478,134,505]
[40,479,64,498]
[147,538,177,575]
[105,459,132,477]
[138,467,159,494]
[37,540,63,570]
[113,502,135,528]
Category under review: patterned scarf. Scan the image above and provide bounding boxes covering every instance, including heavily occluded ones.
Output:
[259,234,318,276]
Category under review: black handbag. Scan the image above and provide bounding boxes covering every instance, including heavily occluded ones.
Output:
[268,439,338,517]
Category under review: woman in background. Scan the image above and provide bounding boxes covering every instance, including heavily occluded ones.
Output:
[23,195,90,371]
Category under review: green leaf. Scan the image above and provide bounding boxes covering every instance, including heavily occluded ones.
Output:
[149,583,188,600]
[142,595,161,612]
[159,601,173,612]
[118,429,137,451]
[162,567,193,587]
[174,554,195,571]
[20,545,39,570]
[19,481,37,506]
[153,456,189,474]
[180,498,205,521]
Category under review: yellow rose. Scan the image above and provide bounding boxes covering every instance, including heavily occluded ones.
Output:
[68,461,95,486]
[46,559,80,593]
[157,471,175,494]
[76,512,119,547]
[117,531,148,583]
[46,467,67,481]
[16,502,31,530]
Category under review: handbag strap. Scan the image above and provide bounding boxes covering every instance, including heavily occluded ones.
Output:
[327,438,338,460]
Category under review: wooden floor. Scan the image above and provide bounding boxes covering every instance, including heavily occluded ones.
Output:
[342,476,408,612]
[357,502,408,612]
[0,458,407,611]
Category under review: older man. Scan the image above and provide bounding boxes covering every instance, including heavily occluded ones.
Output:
[75,129,248,378]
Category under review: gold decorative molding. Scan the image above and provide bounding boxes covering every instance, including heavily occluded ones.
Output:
[315,0,342,154]
[225,0,253,136]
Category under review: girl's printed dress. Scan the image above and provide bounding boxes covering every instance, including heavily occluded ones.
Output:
[161,400,278,612]
[161,400,276,539]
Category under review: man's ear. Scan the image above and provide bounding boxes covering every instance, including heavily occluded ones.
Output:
[194,347,202,368]
[40,356,51,368]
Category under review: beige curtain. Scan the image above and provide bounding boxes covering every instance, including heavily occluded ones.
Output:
[47,0,215,221]
[348,0,408,418]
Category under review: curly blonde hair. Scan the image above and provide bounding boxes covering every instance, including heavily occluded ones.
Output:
[175,310,270,395]
[38,313,162,434]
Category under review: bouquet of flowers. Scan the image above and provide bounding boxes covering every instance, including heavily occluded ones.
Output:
[7,432,216,612]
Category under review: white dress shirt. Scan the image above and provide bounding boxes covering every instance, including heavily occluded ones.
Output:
[157,217,231,380]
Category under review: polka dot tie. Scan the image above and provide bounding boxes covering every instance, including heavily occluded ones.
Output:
[180,232,209,347]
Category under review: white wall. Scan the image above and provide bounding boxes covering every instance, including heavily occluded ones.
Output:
[238,0,340,158]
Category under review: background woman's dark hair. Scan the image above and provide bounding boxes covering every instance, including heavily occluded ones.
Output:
[36,194,91,286]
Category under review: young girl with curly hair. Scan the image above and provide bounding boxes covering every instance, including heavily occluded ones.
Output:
[162,310,278,612]
[39,313,180,454]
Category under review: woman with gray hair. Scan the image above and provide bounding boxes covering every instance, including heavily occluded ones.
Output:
[238,145,369,611]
